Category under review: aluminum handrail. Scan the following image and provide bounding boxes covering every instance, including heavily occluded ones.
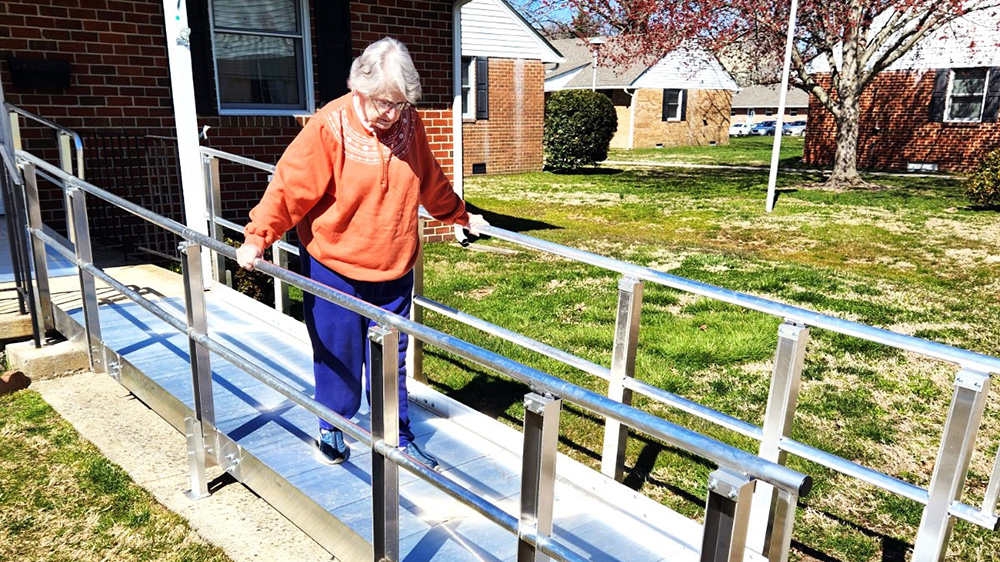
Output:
[27,225,588,561]
[1,142,22,185]
[6,103,84,178]
[213,215,298,256]
[19,149,812,496]
[200,146,276,173]
[432,214,1000,375]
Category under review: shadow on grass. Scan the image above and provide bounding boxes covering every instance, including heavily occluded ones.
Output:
[791,507,911,562]
[543,166,625,175]
[465,202,560,234]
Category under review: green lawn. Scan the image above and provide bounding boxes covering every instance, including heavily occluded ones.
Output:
[607,135,806,167]
[0,390,233,562]
[418,162,1000,561]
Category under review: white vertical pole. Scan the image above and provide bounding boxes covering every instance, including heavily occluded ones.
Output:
[452,1,470,244]
[162,0,211,285]
[765,0,799,213]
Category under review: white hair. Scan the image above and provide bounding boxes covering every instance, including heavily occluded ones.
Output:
[348,37,422,105]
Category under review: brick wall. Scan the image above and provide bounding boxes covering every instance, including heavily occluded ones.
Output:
[1,0,458,241]
[803,70,1000,173]
[631,88,732,148]
[462,58,544,175]
[608,89,632,149]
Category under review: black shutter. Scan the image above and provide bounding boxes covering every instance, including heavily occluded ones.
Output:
[316,0,353,106]
[662,89,669,120]
[928,68,949,123]
[476,57,489,120]
[186,0,217,116]
[679,89,687,122]
[983,67,1000,123]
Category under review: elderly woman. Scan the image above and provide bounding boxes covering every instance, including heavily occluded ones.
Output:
[237,38,487,469]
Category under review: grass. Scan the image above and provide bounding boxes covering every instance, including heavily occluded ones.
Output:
[414,144,1000,561]
[0,390,233,562]
[606,135,807,167]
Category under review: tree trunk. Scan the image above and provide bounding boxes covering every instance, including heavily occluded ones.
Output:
[827,98,866,187]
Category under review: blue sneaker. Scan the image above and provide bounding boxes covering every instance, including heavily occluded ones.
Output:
[403,441,439,471]
[317,428,349,465]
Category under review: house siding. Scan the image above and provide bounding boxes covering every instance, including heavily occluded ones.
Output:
[630,88,732,149]
[464,58,545,175]
[803,70,1000,173]
[1,0,457,241]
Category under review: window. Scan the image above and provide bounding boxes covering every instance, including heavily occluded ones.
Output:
[946,68,989,121]
[765,108,774,116]
[730,108,737,116]
[210,0,312,114]
[461,57,474,118]
[662,89,685,121]
[748,108,755,118]
[790,108,799,116]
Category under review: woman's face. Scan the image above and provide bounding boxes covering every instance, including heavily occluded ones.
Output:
[363,89,409,130]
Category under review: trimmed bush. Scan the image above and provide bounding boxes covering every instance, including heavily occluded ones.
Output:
[544,90,618,170]
[967,149,1000,207]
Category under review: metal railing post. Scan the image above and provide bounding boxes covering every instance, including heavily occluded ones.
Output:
[408,217,426,383]
[701,468,756,562]
[67,186,105,373]
[601,275,643,481]
[8,111,21,150]
[912,368,991,561]
[203,154,227,286]
[181,242,215,500]
[518,392,561,562]
[274,235,290,315]
[22,163,53,333]
[58,131,73,176]
[984,446,1000,517]
[749,321,809,559]
[370,325,400,562]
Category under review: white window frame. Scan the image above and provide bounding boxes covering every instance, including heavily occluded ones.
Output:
[945,67,990,123]
[662,89,683,121]
[461,56,475,120]
[208,0,315,116]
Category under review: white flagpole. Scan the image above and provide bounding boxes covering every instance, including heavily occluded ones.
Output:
[765,0,800,213]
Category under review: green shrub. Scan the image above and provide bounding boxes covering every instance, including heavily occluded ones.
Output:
[544,90,618,170]
[225,237,274,307]
[966,149,1000,207]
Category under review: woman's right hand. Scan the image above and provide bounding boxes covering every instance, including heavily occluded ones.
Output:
[236,243,263,271]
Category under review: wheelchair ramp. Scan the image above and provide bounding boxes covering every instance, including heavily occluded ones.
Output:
[52,277,741,562]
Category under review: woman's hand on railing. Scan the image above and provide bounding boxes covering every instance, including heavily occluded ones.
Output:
[466,213,489,237]
[236,243,263,271]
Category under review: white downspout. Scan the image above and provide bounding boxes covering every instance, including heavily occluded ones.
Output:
[162,0,210,285]
[452,1,471,243]
[626,88,637,149]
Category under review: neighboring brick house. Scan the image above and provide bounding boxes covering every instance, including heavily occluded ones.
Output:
[0,0,467,246]
[804,11,1000,173]
[458,0,561,177]
[544,39,739,149]
[731,84,808,125]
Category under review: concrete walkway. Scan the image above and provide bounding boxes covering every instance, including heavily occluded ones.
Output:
[600,159,960,179]
[31,369,334,562]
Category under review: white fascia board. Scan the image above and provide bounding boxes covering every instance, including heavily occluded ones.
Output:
[544,66,587,91]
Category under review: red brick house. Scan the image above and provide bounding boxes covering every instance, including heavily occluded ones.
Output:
[544,39,739,149]
[804,12,1000,173]
[0,0,486,248]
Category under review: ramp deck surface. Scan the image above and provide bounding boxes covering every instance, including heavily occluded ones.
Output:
[51,263,719,561]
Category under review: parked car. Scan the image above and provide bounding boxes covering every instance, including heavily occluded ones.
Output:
[750,120,777,135]
[729,121,753,137]
[782,120,808,136]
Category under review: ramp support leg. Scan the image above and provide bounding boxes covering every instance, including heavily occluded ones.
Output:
[701,468,756,562]
[602,276,643,481]
[519,392,561,562]
[913,369,991,561]
[181,242,216,499]
[370,325,400,562]
[749,321,809,559]
[68,186,105,373]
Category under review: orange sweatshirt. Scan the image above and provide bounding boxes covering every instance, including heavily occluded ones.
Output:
[243,93,469,282]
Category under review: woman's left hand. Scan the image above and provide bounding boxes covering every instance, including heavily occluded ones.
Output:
[466,213,489,236]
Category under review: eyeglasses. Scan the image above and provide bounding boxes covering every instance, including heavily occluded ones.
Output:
[371,98,410,114]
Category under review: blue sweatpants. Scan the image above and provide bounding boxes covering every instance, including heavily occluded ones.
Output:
[300,250,416,446]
